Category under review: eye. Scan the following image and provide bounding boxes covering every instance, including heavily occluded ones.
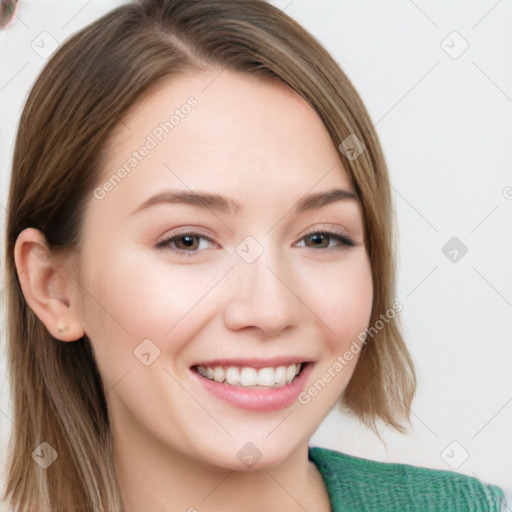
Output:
[155,231,218,254]
[295,230,356,249]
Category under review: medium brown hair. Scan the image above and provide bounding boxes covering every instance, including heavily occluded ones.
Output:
[3,0,416,510]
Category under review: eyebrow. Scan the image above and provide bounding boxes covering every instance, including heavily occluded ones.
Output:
[295,188,359,212]
[130,188,359,216]
[131,190,242,215]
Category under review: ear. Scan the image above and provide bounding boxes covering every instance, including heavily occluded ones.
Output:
[13,227,85,342]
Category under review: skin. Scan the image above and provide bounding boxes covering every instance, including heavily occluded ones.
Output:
[15,69,373,512]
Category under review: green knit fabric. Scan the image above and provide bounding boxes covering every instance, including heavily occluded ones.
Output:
[308,446,505,511]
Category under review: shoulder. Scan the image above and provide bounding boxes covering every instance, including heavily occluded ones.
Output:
[308,446,505,512]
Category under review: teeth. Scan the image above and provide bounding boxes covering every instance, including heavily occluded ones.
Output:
[225,367,240,386]
[213,366,225,383]
[240,367,258,386]
[285,364,296,382]
[196,363,303,388]
[257,367,275,386]
[275,366,286,386]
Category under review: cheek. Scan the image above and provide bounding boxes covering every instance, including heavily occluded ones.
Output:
[77,246,229,360]
[300,252,373,345]
[296,254,372,409]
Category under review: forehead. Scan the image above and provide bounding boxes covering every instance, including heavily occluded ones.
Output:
[95,69,354,215]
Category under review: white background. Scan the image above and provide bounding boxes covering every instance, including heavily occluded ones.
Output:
[1,0,511,502]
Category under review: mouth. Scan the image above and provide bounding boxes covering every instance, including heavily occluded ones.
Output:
[191,362,307,389]
[190,359,314,412]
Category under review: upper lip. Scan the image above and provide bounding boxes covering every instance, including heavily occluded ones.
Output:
[191,357,313,369]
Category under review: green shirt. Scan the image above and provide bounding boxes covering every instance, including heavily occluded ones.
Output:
[308,446,505,511]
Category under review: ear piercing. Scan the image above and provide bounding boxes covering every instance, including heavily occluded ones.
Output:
[57,323,70,334]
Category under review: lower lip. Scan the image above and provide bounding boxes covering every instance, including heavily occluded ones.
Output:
[190,363,314,412]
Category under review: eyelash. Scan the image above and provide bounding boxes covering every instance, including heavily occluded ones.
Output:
[295,230,357,249]
[155,229,357,255]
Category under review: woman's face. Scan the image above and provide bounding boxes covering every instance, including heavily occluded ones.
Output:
[75,69,373,469]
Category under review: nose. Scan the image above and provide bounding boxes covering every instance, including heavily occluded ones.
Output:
[222,254,303,337]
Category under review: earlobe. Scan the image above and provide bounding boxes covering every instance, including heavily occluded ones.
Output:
[14,227,85,342]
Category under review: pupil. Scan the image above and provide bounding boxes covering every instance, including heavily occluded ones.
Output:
[310,234,327,247]
[180,236,197,249]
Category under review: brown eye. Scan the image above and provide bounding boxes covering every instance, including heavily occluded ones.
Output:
[304,233,330,248]
[173,235,200,251]
[155,232,217,254]
[296,231,356,250]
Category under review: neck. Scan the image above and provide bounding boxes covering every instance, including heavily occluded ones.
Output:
[112,419,328,512]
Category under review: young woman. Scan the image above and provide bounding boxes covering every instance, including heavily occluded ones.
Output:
[3,0,505,510]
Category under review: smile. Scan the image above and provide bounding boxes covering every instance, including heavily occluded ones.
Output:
[193,362,303,389]
[190,361,313,412]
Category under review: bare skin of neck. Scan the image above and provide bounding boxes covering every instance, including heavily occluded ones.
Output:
[114,434,331,512]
